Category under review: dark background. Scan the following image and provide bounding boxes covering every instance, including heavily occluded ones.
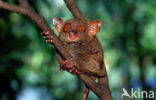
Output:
[0,0,156,100]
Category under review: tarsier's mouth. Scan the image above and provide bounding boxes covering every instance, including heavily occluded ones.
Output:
[74,40,83,46]
[67,40,83,47]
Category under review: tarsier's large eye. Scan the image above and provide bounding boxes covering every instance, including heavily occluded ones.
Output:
[63,23,72,32]
[77,25,86,32]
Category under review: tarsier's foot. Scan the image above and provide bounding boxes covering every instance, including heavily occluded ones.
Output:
[41,31,53,44]
[61,60,74,70]
[61,60,84,75]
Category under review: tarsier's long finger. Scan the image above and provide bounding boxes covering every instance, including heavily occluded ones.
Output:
[46,40,53,44]
[41,31,53,44]
[44,36,53,39]
[41,31,50,35]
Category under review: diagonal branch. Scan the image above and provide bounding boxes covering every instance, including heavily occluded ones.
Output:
[0,0,111,100]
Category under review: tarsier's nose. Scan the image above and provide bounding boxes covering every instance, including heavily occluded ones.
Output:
[69,30,78,40]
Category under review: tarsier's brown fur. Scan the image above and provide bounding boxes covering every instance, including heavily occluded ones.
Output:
[42,18,106,100]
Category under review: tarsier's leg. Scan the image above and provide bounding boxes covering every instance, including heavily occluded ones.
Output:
[83,76,96,100]
[56,50,84,75]
[61,60,85,75]
[41,31,53,44]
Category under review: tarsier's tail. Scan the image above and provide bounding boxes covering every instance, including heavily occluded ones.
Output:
[83,76,96,100]
[83,87,89,100]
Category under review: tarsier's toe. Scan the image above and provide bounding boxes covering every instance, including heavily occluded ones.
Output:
[68,67,85,75]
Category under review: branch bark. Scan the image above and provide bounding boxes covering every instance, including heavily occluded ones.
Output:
[64,0,86,21]
[0,0,112,100]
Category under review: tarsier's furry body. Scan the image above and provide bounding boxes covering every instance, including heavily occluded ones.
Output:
[42,18,106,100]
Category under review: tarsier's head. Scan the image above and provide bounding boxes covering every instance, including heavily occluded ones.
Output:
[53,18,102,45]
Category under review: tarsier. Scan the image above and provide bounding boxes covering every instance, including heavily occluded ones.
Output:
[42,18,106,100]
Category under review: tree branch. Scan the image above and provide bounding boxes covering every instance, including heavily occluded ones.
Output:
[64,0,86,21]
[0,1,25,14]
[0,0,112,100]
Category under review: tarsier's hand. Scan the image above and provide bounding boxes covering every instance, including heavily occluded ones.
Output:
[41,31,53,44]
[61,60,84,75]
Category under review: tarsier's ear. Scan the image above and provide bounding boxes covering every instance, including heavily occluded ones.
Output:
[88,20,102,38]
[52,18,64,34]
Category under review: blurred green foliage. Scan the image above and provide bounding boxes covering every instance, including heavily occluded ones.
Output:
[0,0,156,100]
